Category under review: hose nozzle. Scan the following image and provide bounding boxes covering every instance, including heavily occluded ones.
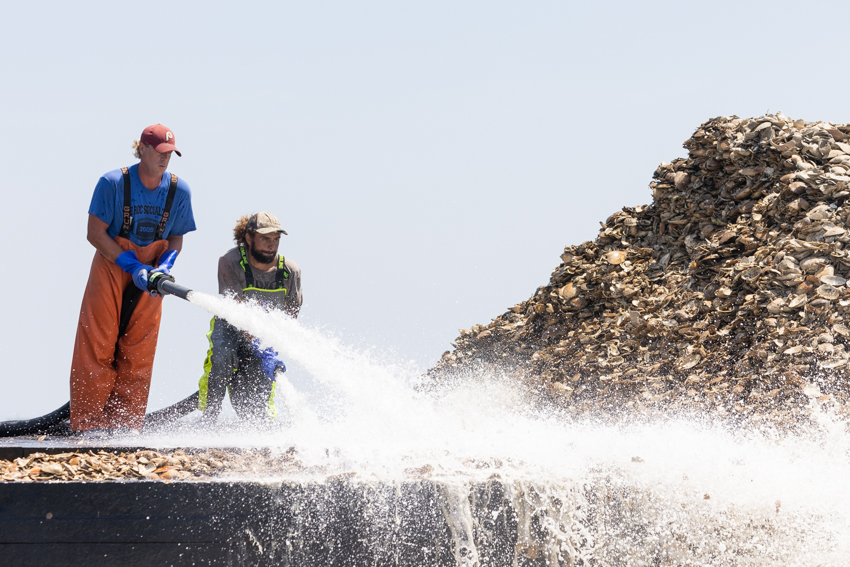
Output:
[147,272,192,300]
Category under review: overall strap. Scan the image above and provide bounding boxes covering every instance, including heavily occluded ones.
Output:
[153,173,178,241]
[118,167,132,239]
[239,243,255,288]
[274,255,291,288]
[239,245,289,290]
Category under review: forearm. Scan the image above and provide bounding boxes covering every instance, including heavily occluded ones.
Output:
[165,234,183,254]
[86,214,124,262]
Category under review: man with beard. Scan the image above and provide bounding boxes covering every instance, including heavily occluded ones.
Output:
[70,124,196,435]
[197,212,302,426]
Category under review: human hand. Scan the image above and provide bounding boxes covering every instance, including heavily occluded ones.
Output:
[251,340,286,381]
[115,251,155,291]
[151,250,178,277]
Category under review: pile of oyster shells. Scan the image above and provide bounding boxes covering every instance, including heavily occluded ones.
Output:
[0,448,301,482]
[432,113,850,425]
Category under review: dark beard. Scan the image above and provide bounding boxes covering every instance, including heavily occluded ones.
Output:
[249,245,276,265]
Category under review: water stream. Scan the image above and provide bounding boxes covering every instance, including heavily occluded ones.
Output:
[138,292,850,565]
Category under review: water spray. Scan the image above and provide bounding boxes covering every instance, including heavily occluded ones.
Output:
[4,271,850,563]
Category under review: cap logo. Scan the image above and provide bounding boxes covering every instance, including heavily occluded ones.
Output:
[165,131,173,141]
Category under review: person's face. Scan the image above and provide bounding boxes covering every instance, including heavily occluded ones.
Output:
[138,143,172,177]
[246,231,281,264]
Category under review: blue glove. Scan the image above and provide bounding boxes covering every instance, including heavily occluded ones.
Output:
[150,250,178,276]
[251,340,286,381]
[114,251,154,291]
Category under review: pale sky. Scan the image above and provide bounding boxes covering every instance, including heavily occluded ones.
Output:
[2,0,850,419]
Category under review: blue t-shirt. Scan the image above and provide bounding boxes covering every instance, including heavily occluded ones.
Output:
[88,164,197,247]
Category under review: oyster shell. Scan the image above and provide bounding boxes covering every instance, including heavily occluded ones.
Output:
[820,275,847,286]
[817,285,841,300]
[605,250,627,265]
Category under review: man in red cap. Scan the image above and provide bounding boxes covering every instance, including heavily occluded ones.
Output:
[69,124,197,435]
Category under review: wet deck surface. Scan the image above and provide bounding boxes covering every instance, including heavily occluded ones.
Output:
[1,437,130,460]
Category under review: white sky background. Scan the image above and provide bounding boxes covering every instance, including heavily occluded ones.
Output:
[2,0,849,420]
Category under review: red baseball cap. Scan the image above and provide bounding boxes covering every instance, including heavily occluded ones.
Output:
[140,124,182,156]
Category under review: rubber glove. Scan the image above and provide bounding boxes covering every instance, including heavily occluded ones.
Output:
[114,251,154,291]
[150,250,179,276]
[251,340,286,381]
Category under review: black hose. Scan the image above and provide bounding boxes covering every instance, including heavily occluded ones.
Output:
[148,273,192,300]
[0,391,202,437]
[143,391,200,430]
[157,278,192,300]
[0,402,71,437]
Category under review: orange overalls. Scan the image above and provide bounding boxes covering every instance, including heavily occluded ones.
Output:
[69,168,177,431]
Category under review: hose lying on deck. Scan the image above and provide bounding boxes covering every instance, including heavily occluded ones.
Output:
[0,403,72,437]
[0,391,202,437]
[143,391,200,430]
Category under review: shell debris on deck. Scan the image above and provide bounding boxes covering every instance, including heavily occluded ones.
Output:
[0,449,302,482]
